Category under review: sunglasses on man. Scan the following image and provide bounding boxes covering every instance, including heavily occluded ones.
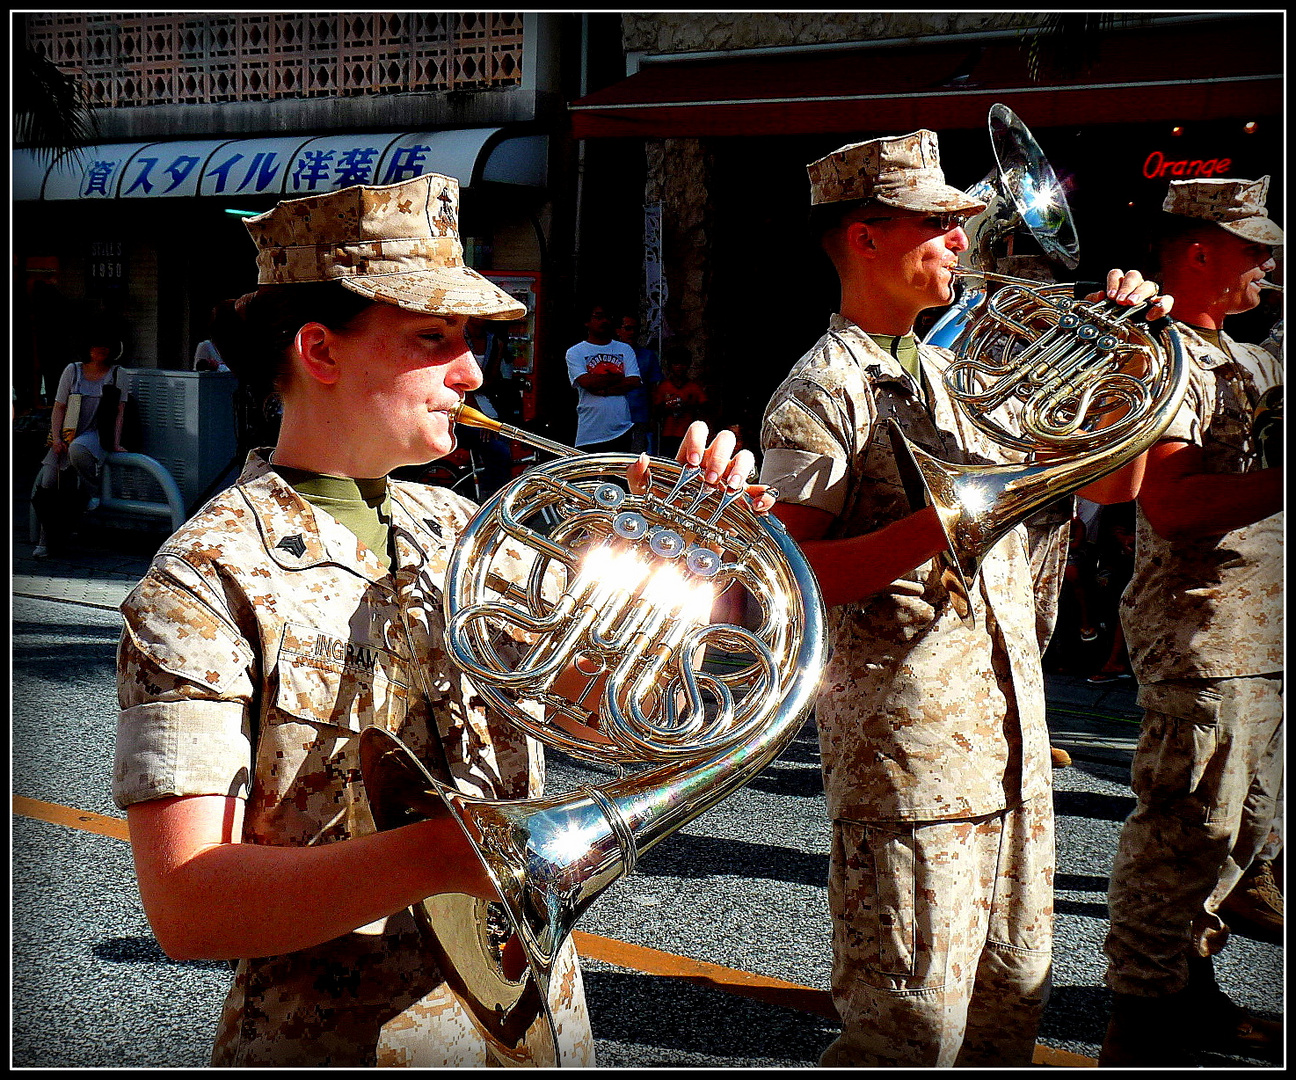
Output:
[861,211,973,233]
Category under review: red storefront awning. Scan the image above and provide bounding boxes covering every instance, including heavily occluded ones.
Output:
[571,20,1283,138]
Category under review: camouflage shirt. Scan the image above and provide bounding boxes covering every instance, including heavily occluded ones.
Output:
[114,451,592,1066]
[1121,325,1284,682]
[759,316,1049,823]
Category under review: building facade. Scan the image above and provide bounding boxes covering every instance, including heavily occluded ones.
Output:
[13,12,605,438]
[14,12,1285,449]
[572,11,1284,439]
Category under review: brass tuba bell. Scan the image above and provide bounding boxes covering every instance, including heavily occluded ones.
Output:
[360,403,827,1065]
[904,104,1190,619]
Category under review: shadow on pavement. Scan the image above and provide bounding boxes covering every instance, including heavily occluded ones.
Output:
[93,935,230,973]
[1037,982,1111,1049]
[583,967,837,1066]
[635,830,829,888]
[1054,789,1137,823]
[1054,872,1110,894]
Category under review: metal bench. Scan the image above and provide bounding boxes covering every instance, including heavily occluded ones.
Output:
[29,450,187,542]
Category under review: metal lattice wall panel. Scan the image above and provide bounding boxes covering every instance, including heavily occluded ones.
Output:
[25,12,525,108]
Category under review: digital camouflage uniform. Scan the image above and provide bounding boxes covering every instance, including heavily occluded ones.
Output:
[967,281,1075,655]
[114,451,594,1066]
[760,318,1054,1067]
[1023,500,1074,653]
[1105,325,1284,996]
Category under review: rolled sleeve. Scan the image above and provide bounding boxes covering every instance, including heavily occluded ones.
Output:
[114,699,253,808]
[114,561,257,809]
[1160,393,1202,446]
[760,376,860,517]
[760,447,849,517]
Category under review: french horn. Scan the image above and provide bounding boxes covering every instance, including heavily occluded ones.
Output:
[360,403,827,1065]
[902,104,1190,619]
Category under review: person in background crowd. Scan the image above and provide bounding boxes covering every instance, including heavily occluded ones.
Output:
[1100,176,1283,1067]
[462,318,518,498]
[193,300,237,372]
[565,301,641,452]
[1084,502,1136,685]
[1046,502,1100,670]
[32,325,128,557]
[614,310,663,454]
[112,174,759,1067]
[758,128,1170,1068]
[469,316,525,426]
[652,344,709,459]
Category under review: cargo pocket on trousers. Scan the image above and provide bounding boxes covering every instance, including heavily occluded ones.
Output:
[1133,684,1223,823]
[866,823,917,977]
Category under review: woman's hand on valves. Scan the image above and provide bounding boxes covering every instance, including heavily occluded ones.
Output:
[1090,268,1175,321]
[627,420,777,513]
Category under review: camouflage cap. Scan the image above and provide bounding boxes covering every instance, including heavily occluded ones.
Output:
[807,129,987,214]
[243,174,526,319]
[1162,176,1284,246]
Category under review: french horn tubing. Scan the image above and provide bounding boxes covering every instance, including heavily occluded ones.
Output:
[1252,384,1283,470]
[359,403,827,1065]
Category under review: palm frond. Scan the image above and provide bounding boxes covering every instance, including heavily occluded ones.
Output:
[14,46,100,164]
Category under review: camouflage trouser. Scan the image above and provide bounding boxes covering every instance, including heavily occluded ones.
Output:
[1105,675,1284,997]
[1024,501,1072,653]
[1259,776,1283,860]
[820,798,1054,1068]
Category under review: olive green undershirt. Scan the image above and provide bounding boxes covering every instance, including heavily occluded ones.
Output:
[868,332,922,384]
[1184,325,1224,351]
[272,465,393,571]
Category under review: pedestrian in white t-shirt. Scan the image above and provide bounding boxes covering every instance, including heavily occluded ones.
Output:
[565,302,641,451]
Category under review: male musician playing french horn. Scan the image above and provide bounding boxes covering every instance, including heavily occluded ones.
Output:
[1100,177,1283,1067]
[758,129,1172,1067]
[111,174,764,1067]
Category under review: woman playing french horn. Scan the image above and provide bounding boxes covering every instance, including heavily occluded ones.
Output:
[111,175,770,1068]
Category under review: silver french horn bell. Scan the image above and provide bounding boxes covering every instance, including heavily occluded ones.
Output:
[902,104,1190,620]
[360,403,826,1065]
[925,102,1079,350]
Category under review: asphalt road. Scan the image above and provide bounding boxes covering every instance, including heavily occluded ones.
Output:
[10,536,1284,1069]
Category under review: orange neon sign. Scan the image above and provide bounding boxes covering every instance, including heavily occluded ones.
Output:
[1142,151,1232,180]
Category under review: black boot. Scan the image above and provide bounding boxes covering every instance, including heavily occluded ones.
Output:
[1098,990,1199,1067]
[1186,955,1283,1063]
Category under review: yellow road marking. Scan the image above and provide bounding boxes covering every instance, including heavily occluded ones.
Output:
[14,795,131,841]
[573,929,838,1018]
[12,794,1094,1066]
